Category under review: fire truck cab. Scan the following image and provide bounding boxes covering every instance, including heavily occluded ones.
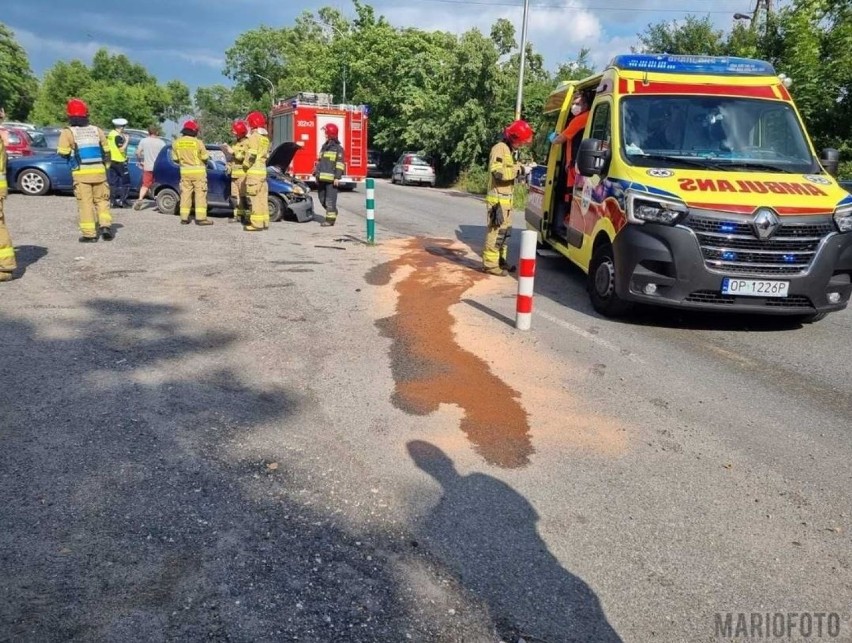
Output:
[269,92,369,191]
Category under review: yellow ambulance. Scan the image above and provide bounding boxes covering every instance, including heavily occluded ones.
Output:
[525,54,852,321]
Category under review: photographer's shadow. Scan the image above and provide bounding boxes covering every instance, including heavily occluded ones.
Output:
[408,440,622,643]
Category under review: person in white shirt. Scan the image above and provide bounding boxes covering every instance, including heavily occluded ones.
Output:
[133,125,166,210]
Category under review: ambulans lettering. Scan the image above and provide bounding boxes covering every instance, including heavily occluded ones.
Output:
[677,178,827,196]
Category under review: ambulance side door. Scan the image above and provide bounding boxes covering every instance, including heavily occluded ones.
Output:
[566,98,612,265]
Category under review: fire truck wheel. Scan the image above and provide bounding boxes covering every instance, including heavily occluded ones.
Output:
[155,188,179,215]
[588,242,633,317]
[268,195,284,223]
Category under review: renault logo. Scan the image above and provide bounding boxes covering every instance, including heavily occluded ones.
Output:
[753,208,780,240]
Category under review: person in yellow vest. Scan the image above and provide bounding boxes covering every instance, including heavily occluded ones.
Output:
[57,98,114,242]
[171,119,211,226]
[107,117,131,208]
[0,110,17,281]
[222,119,249,224]
[242,111,270,232]
[482,119,534,276]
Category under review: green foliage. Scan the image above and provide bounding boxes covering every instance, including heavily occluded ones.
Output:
[635,15,727,56]
[194,85,263,144]
[30,48,187,128]
[0,23,38,120]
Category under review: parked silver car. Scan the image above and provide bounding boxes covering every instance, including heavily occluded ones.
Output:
[391,152,435,187]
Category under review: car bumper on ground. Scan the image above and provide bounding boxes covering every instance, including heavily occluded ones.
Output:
[288,195,315,223]
[613,219,852,315]
[403,173,435,186]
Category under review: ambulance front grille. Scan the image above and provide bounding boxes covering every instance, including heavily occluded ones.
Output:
[682,214,835,276]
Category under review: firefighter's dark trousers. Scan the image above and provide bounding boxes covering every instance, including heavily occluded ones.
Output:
[317,182,338,225]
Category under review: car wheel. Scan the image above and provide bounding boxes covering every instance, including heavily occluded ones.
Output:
[155,187,179,215]
[391,173,397,184]
[268,194,284,222]
[588,242,633,317]
[18,169,50,196]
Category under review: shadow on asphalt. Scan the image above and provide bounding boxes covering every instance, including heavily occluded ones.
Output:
[0,299,484,641]
[12,245,47,278]
[455,224,810,333]
[408,440,623,643]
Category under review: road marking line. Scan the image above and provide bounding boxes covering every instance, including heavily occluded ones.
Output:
[535,309,646,364]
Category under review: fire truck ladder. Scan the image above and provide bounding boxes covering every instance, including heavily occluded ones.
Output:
[348,109,364,170]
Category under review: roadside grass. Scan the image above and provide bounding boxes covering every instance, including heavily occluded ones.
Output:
[454,165,528,209]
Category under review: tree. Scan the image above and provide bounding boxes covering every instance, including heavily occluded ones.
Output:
[0,23,38,120]
[194,85,261,144]
[635,15,726,55]
[30,48,190,128]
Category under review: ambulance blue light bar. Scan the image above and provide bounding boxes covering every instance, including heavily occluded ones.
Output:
[610,54,776,77]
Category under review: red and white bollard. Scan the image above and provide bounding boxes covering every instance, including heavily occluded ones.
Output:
[515,230,537,330]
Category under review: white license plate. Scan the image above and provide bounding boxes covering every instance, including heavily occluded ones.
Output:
[721,278,790,298]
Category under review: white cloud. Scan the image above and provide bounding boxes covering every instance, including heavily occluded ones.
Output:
[12,27,125,62]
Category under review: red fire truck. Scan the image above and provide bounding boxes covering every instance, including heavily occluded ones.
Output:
[269,92,369,191]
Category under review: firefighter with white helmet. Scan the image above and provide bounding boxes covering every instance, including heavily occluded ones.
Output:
[242,111,271,231]
[57,98,114,242]
[482,119,534,275]
[171,119,212,225]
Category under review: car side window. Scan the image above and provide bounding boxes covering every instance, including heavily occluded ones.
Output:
[589,101,611,144]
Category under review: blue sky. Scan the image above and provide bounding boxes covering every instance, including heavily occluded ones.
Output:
[6,0,756,90]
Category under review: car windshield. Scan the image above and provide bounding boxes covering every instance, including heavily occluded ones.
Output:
[405,155,430,166]
[621,96,819,174]
[27,131,48,148]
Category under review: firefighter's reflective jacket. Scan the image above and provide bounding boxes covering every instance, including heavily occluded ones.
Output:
[486,140,519,208]
[315,139,345,183]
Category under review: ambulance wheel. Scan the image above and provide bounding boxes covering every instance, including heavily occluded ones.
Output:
[156,188,179,215]
[268,195,284,222]
[588,242,633,317]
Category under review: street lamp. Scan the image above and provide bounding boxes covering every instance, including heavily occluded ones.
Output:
[733,12,753,20]
[254,73,276,107]
[515,0,530,121]
[313,20,349,105]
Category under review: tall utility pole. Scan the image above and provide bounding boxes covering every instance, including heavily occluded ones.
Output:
[514,0,530,121]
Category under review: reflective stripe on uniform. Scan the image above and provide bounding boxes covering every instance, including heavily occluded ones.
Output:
[0,179,7,190]
[0,247,15,259]
[80,221,97,231]
[485,194,512,206]
[179,166,206,177]
[72,166,107,177]
[318,173,335,181]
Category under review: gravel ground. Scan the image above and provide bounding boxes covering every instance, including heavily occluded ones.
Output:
[0,194,513,642]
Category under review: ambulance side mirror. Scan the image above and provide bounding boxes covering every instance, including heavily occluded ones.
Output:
[821,148,840,177]
[577,138,610,178]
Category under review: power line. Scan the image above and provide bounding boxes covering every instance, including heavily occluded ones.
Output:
[408,0,747,12]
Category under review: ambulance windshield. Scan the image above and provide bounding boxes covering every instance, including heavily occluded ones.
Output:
[621,96,819,174]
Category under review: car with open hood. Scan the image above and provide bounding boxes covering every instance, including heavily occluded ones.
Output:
[151,141,314,222]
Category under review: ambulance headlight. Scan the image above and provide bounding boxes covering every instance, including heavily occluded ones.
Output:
[626,191,688,225]
[834,204,852,233]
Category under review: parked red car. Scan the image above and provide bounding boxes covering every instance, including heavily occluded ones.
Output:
[0,126,47,158]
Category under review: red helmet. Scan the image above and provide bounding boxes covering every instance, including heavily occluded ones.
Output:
[247,111,266,129]
[182,119,199,133]
[231,120,248,138]
[67,98,89,118]
[322,123,339,138]
[504,119,534,146]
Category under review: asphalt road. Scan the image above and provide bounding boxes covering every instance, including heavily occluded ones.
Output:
[1,185,850,642]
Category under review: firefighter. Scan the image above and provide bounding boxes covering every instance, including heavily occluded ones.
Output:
[0,121,17,282]
[107,117,131,208]
[482,119,534,276]
[57,98,114,242]
[171,119,212,226]
[222,119,249,224]
[242,111,271,232]
[314,123,345,227]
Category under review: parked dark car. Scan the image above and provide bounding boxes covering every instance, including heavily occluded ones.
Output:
[840,180,852,194]
[151,143,314,222]
[6,135,143,196]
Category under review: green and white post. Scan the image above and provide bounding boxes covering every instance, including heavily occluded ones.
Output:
[366,178,376,244]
